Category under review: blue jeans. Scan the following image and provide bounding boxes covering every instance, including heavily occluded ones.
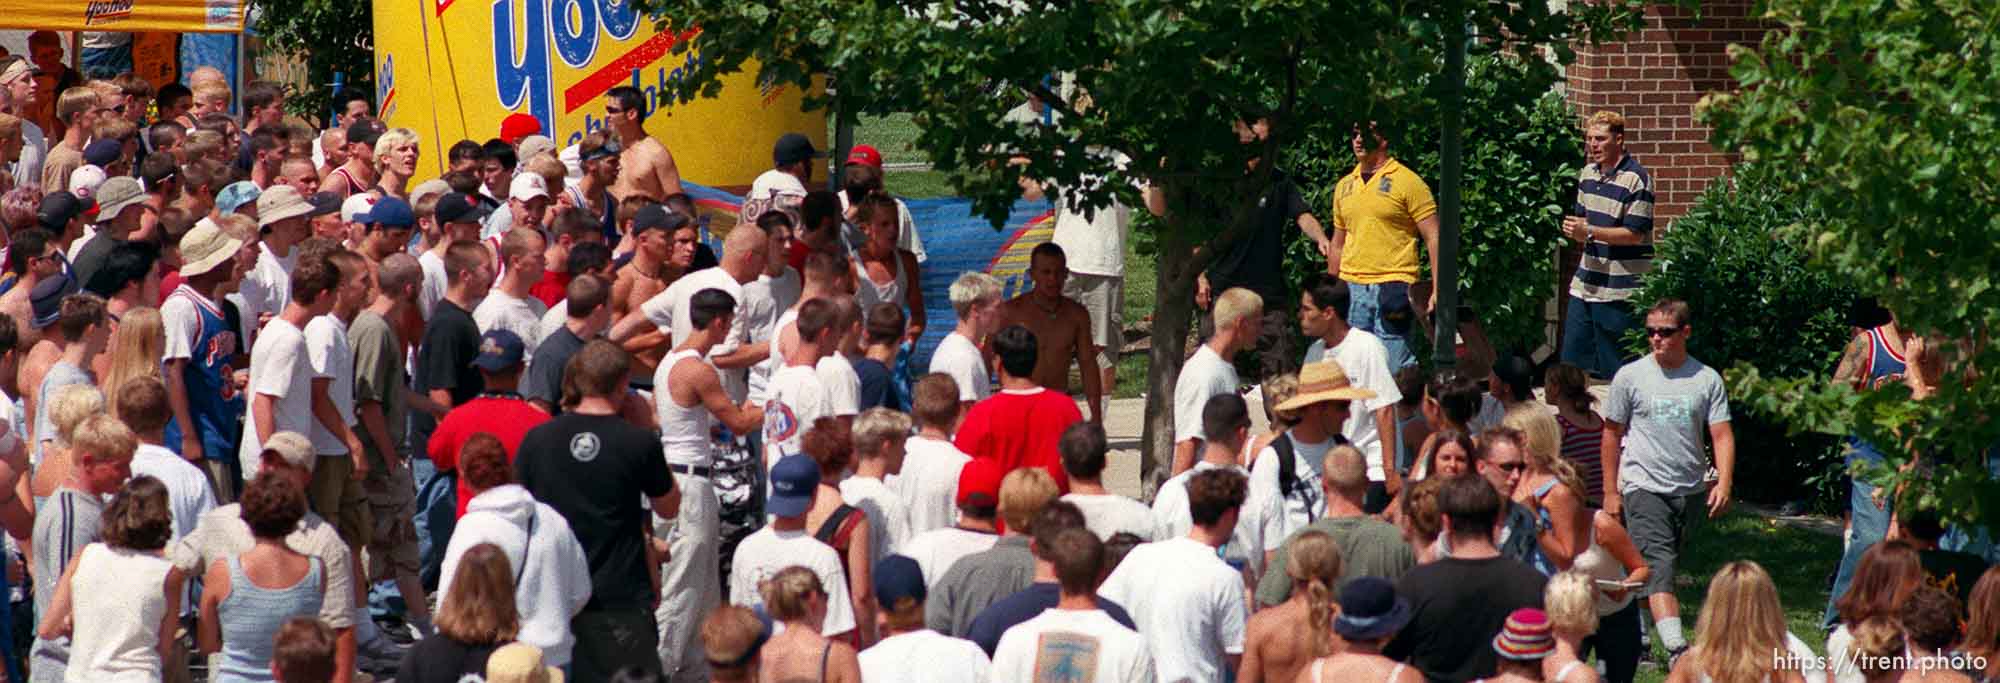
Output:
[1562,296,1637,379]
[79,44,131,80]
[1823,439,1892,627]
[1940,450,2000,562]
[1346,281,1416,371]
[411,456,458,591]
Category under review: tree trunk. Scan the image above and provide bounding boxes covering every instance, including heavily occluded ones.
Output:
[1139,224,1201,501]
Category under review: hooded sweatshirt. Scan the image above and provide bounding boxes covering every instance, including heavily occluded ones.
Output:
[437,484,593,666]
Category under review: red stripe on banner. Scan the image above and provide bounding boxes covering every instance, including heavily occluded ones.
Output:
[435,0,454,16]
[380,88,397,116]
[561,28,700,114]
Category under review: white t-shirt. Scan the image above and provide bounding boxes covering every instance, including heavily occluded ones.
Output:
[764,363,833,467]
[1046,159,1139,278]
[930,332,990,402]
[418,250,449,321]
[131,443,218,542]
[1248,434,1337,543]
[817,355,862,417]
[1304,330,1404,481]
[862,630,992,683]
[1061,493,1157,542]
[741,271,793,403]
[900,527,999,590]
[240,318,315,475]
[991,608,1154,683]
[239,243,298,348]
[1172,345,1239,443]
[533,299,568,349]
[1096,537,1249,683]
[12,121,44,192]
[896,436,971,536]
[302,315,356,456]
[763,267,803,315]
[748,169,809,204]
[761,308,802,404]
[1150,461,1281,575]
[159,285,215,364]
[840,476,908,573]
[641,266,751,401]
[473,290,549,364]
[727,527,856,636]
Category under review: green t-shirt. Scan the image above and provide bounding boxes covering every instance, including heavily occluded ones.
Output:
[1256,515,1417,607]
[348,310,405,469]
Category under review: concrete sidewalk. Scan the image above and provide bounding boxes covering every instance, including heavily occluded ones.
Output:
[1090,393,1272,500]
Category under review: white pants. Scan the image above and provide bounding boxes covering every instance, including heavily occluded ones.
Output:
[655,472,720,682]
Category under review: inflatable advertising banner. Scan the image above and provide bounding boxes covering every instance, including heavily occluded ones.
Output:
[682,183,1058,371]
[0,0,247,33]
[371,0,825,186]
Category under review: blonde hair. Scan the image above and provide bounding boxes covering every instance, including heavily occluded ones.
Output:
[1503,405,1585,500]
[1212,287,1265,330]
[1263,373,1301,426]
[94,117,137,144]
[948,272,1002,317]
[215,213,257,241]
[69,413,137,465]
[522,153,566,190]
[104,307,165,423]
[1690,561,1787,683]
[1587,111,1626,135]
[1544,570,1600,636]
[851,408,912,456]
[1322,444,1369,495]
[702,605,766,682]
[192,82,231,108]
[49,384,107,447]
[0,113,21,143]
[760,566,824,622]
[998,468,1060,533]
[1285,530,1343,658]
[373,128,420,168]
[435,543,521,645]
[1852,616,1906,680]
[56,87,100,124]
[1964,566,2000,668]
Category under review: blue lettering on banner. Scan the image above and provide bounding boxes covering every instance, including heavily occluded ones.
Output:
[598,0,637,40]
[550,0,598,69]
[493,0,553,133]
[561,48,707,147]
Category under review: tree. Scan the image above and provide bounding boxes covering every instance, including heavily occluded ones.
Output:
[251,0,374,119]
[646,0,1641,495]
[1703,0,2000,526]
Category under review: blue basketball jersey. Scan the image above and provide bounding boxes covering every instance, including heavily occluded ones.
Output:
[1858,326,1908,391]
[163,284,244,460]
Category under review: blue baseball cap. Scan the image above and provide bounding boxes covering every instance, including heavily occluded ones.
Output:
[359,196,415,228]
[767,455,820,518]
[82,139,122,167]
[873,555,926,610]
[470,329,525,372]
[29,273,78,330]
[216,181,261,216]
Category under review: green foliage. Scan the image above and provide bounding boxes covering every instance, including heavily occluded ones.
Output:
[1702,0,2000,524]
[1631,165,1856,509]
[1283,55,1578,356]
[251,0,374,120]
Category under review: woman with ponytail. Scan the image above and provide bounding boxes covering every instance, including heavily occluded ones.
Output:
[1240,530,1342,683]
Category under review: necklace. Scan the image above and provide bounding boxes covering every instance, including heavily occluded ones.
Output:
[1031,295,1061,320]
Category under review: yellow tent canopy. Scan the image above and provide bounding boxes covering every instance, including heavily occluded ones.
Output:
[0,0,246,33]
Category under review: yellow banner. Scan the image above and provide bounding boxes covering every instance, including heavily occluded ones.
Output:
[0,0,246,33]
[373,0,825,188]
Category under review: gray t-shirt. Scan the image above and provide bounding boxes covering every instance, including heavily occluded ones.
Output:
[33,361,92,464]
[33,488,104,619]
[1603,355,1730,496]
[1256,515,1415,607]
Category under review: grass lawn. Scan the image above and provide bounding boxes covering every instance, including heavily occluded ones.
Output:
[1630,512,1840,682]
[838,113,930,166]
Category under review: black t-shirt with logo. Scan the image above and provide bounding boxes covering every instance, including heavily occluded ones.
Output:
[515,412,675,611]
[1205,169,1310,305]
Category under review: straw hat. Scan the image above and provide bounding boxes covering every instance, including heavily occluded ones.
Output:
[1272,360,1377,412]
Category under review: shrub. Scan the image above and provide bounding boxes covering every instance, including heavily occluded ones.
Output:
[1631,163,1857,510]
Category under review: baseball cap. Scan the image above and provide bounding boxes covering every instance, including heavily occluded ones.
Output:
[772,132,822,167]
[310,192,345,219]
[83,139,122,168]
[360,196,416,227]
[630,204,688,235]
[872,555,926,610]
[216,181,262,216]
[346,118,387,149]
[36,191,95,231]
[434,191,493,225]
[956,458,1005,508]
[410,179,452,208]
[67,165,106,199]
[178,220,244,278]
[339,193,377,223]
[516,135,555,162]
[259,431,317,474]
[93,177,146,220]
[470,329,526,372]
[256,185,315,228]
[28,273,77,329]
[509,173,548,202]
[846,144,884,169]
[499,113,542,145]
[768,455,821,518]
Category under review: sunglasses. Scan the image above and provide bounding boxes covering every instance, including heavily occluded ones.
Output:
[1497,462,1528,473]
[1646,325,1682,338]
[605,106,626,114]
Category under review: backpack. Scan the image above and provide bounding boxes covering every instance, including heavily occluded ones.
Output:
[1273,432,1351,520]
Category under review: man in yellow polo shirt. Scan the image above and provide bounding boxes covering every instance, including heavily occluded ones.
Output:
[1327,122,1438,371]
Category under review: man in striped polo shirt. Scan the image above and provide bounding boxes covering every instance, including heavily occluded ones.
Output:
[1561,111,1655,379]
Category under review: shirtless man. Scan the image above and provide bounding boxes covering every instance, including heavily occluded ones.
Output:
[316,128,347,180]
[604,86,684,202]
[654,287,763,678]
[0,229,60,353]
[998,243,1102,422]
[611,205,696,387]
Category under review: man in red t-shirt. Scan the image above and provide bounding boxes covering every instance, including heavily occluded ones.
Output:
[953,325,1083,492]
[427,328,551,516]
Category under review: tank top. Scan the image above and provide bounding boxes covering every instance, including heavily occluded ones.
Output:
[1312,658,1406,683]
[659,349,718,468]
[1554,413,1604,505]
[852,248,907,318]
[163,284,244,462]
[1553,661,1586,682]
[1857,325,1909,390]
[326,166,362,198]
[1571,512,1635,615]
[216,554,325,683]
[65,543,172,683]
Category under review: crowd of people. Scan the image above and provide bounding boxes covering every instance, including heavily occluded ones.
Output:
[0,27,1984,683]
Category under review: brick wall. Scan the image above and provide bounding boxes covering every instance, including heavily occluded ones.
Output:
[1565,0,1768,225]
